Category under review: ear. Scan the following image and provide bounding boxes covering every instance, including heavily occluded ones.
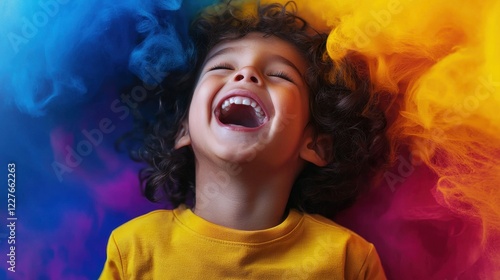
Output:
[174,121,191,149]
[299,129,332,167]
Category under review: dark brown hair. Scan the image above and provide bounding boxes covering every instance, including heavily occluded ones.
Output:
[131,0,389,217]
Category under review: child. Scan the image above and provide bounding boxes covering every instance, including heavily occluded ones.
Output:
[101,1,388,279]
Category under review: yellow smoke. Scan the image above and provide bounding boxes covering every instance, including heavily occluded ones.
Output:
[265,0,500,275]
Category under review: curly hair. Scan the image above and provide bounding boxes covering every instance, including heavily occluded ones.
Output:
[132,0,389,217]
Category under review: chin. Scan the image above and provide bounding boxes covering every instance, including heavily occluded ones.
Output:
[213,144,263,165]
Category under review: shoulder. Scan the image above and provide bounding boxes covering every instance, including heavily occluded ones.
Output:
[298,212,386,279]
[107,210,177,261]
[111,209,175,241]
[101,210,178,278]
[116,209,174,228]
[301,212,372,247]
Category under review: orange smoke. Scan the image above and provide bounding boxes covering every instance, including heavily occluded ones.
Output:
[264,0,500,277]
[329,0,500,232]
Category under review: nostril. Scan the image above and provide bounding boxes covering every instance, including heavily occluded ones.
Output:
[234,72,260,83]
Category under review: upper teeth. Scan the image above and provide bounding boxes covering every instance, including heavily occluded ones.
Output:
[221,96,265,117]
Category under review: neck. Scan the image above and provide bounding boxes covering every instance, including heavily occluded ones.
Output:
[192,162,296,230]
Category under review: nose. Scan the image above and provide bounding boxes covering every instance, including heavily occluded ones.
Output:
[233,67,261,85]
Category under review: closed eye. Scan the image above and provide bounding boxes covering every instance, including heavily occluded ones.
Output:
[209,63,233,71]
[269,71,294,83]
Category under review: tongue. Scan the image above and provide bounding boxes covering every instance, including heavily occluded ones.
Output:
[219,104,260,128]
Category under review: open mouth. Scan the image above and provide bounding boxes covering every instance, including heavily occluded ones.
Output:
[217,96,267,128]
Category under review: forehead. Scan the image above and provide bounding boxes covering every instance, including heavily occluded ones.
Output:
[205,32,307,70]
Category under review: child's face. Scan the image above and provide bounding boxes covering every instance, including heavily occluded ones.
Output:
[178,32,313,169]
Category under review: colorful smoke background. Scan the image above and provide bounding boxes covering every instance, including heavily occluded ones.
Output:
[0,0,498,279]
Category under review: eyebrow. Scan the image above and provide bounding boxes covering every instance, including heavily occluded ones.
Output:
[205,46,236,63]
[204,46,304,76]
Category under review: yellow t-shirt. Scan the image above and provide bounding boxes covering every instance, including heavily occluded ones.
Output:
[100,205,386,279]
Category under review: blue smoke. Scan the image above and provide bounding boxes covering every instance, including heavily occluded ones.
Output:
[0,0,215,116]
[0,0,216,278]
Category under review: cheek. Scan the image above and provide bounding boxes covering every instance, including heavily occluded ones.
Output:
[274,89,310,124]
[189,76,223,107]
[188,84,214,121]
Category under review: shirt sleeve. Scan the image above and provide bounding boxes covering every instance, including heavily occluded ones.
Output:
[356,245,387,280]
[99,233,124,280]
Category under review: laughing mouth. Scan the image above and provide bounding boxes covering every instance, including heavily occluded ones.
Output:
[217,96,267,128]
